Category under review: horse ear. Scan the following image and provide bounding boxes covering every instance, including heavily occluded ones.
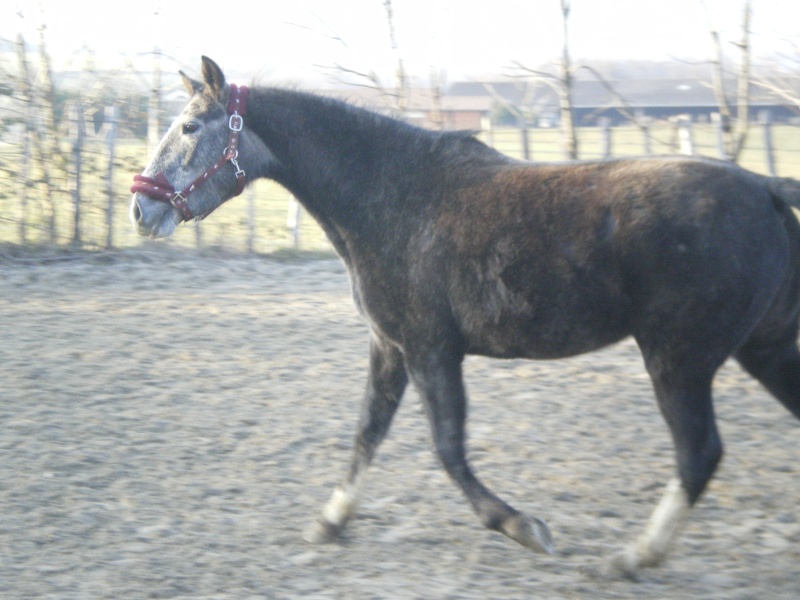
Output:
[200,56,226,95]
[179,71,203,96]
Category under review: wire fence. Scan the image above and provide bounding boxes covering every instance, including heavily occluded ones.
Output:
[3,71,800,256]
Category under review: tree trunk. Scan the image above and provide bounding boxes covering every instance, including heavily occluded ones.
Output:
[70,99,86,247]
[105,106,119,249]
[383,0,408,117]
[147,47,162,155]
[15,34,32,245]
[35,23,59,244]
[731,0,752,161]
[706,0,751,162]
[558,0,578,159]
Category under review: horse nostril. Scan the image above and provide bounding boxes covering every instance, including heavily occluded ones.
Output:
[132,199,143,223]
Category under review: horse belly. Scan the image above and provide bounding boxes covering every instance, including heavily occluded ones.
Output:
[455,274,632,359]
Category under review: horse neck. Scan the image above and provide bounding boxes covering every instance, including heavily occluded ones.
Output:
[246,88,432,231]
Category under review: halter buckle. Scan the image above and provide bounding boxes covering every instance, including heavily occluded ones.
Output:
[229,114,243,132]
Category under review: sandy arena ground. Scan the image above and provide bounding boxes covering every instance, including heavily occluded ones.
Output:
[0,247,798,599]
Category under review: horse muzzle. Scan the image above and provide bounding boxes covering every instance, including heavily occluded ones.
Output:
[129,193,181,239]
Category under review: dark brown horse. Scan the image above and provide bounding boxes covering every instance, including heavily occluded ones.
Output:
[130,57,800,577]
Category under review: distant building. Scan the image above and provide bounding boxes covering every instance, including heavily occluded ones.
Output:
[448,79,800,128]
[317,76,800,131]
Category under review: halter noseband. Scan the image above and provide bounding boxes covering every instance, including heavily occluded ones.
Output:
[130,84,250,222]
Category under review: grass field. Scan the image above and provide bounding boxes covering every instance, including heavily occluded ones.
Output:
[2,123,800,252]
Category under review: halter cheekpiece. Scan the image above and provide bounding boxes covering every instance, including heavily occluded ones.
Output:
[130,84,250,222]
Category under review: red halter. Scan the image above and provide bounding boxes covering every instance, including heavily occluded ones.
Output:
[130,84,250,221]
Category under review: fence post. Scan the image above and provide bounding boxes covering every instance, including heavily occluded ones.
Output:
[711,113,728,159]
[677,117,694,156]
[16,128,31,244]
[287,197,302,249]
[518,117,530,160]
[70,98,86,246]
[246,186,256,253]
[481,115,494,148]
[641,121,652,155]
[105,106,119,249]
[599,117,611,159]
[759,110,776,176]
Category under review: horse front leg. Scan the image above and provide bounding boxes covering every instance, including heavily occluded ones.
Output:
[304,334,408,543]
[407,348,554,554]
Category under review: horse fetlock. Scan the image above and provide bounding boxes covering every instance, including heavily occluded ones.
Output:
[303,517,347,544]
[322,485,359,524]
[604,546,644,580]
[501,512,555,555]
[303,481,363,544]
[605,538,670,580]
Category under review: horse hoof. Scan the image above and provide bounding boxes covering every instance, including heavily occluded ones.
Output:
[603,548,641,581]
[504,513,555,555]
[302,519,342,544]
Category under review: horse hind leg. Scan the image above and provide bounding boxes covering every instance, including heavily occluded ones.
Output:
[304,335,408,543]
[608,362,723,578]
[735,324,800,420]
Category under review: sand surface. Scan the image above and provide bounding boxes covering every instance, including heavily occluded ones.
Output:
[1,247,798,599]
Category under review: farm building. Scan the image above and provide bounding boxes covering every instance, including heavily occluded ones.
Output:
[315,74,799,132]
[446,78,800,128]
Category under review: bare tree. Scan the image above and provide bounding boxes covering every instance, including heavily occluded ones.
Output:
[428,65,444,130]
[33,18,60,243]
[556,0,577,159]
[750,43,800,112]
[147,2,163,154]
[14,33,31,244]
[382,0,408,115]
[288,2,411,118]
[705,0,752,162]
[513,0,578,159]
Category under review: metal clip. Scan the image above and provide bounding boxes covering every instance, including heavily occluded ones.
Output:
[231,156,246,179]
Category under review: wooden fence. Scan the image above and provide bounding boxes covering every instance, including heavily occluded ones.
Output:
[3,101,800,254]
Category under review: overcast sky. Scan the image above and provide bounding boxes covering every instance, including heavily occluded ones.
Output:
[3,0,799,84]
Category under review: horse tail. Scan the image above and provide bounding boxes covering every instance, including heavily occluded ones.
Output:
[767,176,800,213]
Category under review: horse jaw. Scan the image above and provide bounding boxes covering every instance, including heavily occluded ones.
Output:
[130,194,182,239]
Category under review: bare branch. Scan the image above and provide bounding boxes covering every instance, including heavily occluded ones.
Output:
[509,61,561,81]
[751,78,800,109]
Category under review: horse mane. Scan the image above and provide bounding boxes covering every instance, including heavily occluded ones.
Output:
[246,86,498,167]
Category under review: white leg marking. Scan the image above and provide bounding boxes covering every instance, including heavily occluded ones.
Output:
[321,472,367,527]
[636,477,691,564]
[322,485,356,526]
[304,472,368,544]
[611,478,691,575]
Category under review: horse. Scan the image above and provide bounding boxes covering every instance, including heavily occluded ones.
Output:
[130,56,800,578]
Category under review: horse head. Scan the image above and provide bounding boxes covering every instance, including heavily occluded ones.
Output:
[130,56,269,238]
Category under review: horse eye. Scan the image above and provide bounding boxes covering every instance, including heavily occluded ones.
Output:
[182,122,200,135]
